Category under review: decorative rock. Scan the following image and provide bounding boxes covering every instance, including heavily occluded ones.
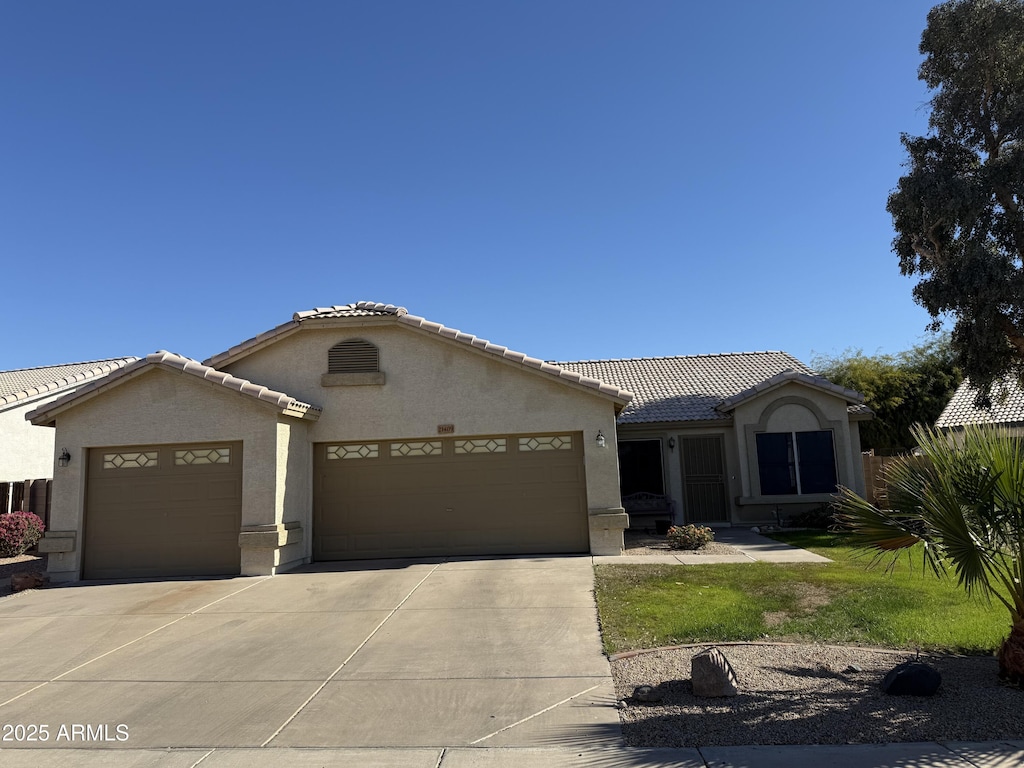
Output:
[10,571,49,593]
[845,664,864,673]
[881,661,942,696]
[750,526,761,534]
[691,646,739,697]
[632,685,663,703]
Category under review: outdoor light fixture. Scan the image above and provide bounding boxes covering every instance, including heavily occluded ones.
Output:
[596,430,606,448]
[668,437,676,451]
[58,448,71,468]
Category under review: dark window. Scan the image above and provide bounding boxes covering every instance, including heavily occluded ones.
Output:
[755,430,837,495]
[618,440,665,496]
[328,339,379,373]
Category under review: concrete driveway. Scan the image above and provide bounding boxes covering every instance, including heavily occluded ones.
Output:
[0,556,619,755]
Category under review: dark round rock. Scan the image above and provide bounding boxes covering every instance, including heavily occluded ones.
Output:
[881,661,942,696]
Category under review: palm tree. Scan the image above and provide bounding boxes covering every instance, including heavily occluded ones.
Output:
[833,424,1024,683]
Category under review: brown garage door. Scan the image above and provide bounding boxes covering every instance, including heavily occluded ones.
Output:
[314,433,588,560]
[84,443,242,579]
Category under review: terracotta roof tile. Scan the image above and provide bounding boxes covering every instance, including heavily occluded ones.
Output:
[0,358,139,409]
[557,352,866,424]
[936,376,1024,428]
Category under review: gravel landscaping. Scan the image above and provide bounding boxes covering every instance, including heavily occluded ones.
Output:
[623,531,741,557]
[0,553,47,598]
[611,642,1024,747]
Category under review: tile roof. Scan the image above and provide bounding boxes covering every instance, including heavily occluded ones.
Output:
[557,352,868,424]
[293,302,408,320]
[935,376,1024,428]
[0,358,139,409]
[717,370,865,411]
[28,351,321,426]
[206,302,634,407]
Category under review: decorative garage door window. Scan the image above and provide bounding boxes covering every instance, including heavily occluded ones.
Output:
[390,440,442,457]
[103,451,159,469]
[519,435,572,451]
[455,438,506,454]
[175,447,231,465]
[327,443,379,460]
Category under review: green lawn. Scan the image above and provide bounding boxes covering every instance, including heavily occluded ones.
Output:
[594,531,1009,655]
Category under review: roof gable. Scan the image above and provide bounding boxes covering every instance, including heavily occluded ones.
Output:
[205,301,633,408]
[28,351,322,426]
[1,358,139,410]
[716,369,865,412]
[557,353,868,424]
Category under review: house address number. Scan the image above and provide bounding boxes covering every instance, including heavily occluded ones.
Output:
[437,424,455,434]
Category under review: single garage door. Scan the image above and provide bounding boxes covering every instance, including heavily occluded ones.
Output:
[84,443,242,579]
[314,433,588,560]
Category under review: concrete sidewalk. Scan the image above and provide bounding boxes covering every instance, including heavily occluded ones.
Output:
[594,527,832,565]
[2,741,1022,766]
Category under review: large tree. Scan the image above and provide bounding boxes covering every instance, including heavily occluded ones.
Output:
[888,0,1024,406]
[813,336,962,454]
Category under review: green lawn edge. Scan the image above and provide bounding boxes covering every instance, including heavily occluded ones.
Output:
[594,531,1008,655]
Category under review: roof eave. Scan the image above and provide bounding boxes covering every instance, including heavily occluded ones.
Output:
[393,312,633,408]
[28,354,322,426]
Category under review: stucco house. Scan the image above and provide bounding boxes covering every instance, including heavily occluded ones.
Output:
[1,358,138,487]
[28,303,633,582]
[559,354,871,527]
[936,376,1024,434]
[27,302,869,583]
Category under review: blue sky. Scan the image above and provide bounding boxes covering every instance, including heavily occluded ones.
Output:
[2,1,944,373]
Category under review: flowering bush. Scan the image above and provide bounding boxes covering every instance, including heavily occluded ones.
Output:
[0,512,46,558]
[666,523,714,550]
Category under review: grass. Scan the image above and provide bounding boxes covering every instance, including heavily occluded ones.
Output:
[594,530,1009,655]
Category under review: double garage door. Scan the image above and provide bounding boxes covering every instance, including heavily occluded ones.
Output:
[82,433,590,578]
[314,432,589,560]
[83,443,242,580]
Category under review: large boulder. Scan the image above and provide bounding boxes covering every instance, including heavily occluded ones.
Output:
[691,646,738,697]
[881,661,941,696]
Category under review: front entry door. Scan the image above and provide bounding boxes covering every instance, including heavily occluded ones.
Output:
[679,435,729,523]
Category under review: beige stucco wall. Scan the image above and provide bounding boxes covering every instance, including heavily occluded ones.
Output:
[42,369,304,581]
[732,382,864,522]
[223,323,625,550]
[617,386,866,527]
[1,394,73,481]
[617,423,743,526]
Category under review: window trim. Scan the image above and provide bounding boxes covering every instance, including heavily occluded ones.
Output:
[741,395,849,501]
[755,430,837,496]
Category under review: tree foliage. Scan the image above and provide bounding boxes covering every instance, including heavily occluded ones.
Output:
[888,0,1024,406]
[813,336,962,454]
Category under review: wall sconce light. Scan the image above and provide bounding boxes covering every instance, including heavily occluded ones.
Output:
[58,448,71,468]
[596,430,607,448]
[668,437,676,452]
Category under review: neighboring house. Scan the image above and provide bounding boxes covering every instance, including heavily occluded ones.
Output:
[936,376,1024,434]
[28,303,633,583]
[1,358,138,484]
[559,353,871,527]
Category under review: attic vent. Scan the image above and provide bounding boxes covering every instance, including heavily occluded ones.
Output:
[328,339,379,374]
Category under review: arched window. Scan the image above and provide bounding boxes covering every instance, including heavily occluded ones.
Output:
[328,339,379,374]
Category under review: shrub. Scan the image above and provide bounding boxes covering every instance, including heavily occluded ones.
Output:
[789,504,836,530]
[666,523,714,550]
[0,512,46,558]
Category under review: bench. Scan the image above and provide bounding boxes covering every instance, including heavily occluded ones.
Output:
[621,491,676,533]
